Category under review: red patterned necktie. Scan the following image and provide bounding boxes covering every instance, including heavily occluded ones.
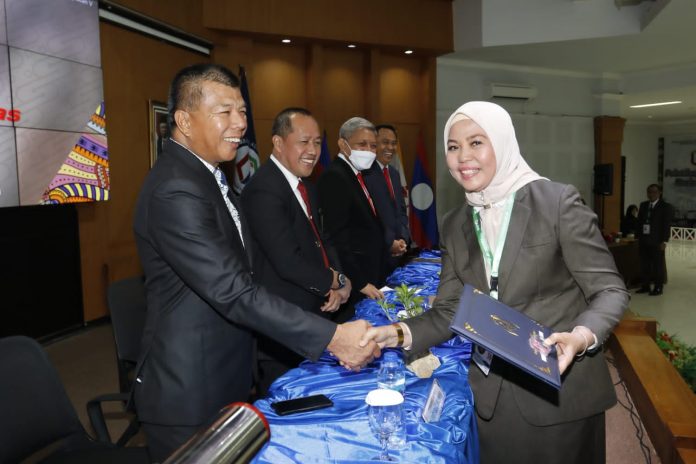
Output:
[356,172,377,216]
[297,180,330,268]
[383,167,395,201]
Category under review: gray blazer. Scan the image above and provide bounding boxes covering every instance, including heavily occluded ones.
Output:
[406,180,628,426]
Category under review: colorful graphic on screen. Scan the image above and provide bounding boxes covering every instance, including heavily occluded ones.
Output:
[0,0,107,208]
[42,103,109,204]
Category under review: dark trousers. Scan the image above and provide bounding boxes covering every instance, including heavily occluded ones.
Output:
[142,422,200,463]
[639,242,666,288]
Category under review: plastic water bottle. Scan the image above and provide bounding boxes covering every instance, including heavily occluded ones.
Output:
[376,351,407,448]
[377,351,406,394]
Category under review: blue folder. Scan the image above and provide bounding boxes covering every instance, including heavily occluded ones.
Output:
[449,284,561,389]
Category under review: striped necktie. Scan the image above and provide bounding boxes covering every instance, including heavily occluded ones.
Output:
[214,168,244,247]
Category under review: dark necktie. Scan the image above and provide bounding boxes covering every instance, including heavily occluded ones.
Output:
[356,172,377,216]
[382,166,396,201]
[297,180,330,268]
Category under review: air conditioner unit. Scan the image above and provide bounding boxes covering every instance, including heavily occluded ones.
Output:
[490,83,538,100]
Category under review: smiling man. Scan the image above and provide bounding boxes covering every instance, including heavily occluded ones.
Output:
[133,67,377,461]
[241,108,352,395]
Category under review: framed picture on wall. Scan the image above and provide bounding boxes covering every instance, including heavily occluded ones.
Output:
[149,100,168,167]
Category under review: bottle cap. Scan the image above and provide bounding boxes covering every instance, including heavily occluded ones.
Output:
[383,351,399,362]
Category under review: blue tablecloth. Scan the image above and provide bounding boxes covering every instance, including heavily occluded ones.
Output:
[252,251,479,463]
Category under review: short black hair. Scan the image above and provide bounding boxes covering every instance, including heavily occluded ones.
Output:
[647,183,662,192]
[272,107,313,138]
[375,124,398,136]
[167,63,240,129]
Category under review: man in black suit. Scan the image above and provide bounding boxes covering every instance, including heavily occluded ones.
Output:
[364,124,410,278]
[318,117,387,321]
[637,183,674,295]
[241,108,352,395]
[133,65,378,462]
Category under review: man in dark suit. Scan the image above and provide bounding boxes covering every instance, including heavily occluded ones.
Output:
[133,64,378,462]
[364,124,410,278]
[241,108,352,395]
[318,117,387,321]
[637,183,674,295]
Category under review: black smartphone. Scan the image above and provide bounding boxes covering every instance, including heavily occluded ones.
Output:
[270,394,333,416]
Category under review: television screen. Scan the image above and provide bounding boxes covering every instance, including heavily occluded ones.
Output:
[0,0,107,208]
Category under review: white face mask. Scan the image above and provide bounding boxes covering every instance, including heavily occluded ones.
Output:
[345,142,376,171]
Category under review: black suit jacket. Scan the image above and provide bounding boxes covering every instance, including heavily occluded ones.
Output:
[241,160,341,362]
[364,162,411,275]
[132,140,335,426]
[317,157,386,292]
[637,199,674,246]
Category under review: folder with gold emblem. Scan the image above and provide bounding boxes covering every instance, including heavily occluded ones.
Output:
[449,284,561,389]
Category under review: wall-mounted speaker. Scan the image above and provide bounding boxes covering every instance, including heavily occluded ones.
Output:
[593,163,613,196]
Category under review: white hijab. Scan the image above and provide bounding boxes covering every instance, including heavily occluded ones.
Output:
[444,102,546,275]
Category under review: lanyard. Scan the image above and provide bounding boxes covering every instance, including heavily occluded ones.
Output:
[472,192,516,300]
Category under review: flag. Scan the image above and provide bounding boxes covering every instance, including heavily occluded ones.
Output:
[232,65,260,194]
[409,132,439,248]
[313,130,331,178]
[394,139,410,215]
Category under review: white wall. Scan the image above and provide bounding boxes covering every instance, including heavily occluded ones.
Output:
[622,122,660,210]
[435,59,602,218]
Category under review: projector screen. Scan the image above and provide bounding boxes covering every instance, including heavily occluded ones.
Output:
[0,0,107,208]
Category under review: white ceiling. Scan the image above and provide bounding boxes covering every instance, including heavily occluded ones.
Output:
[446,0,696,122]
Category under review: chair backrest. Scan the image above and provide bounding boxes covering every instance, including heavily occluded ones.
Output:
[0,336,87,463]
[107,276,147,394]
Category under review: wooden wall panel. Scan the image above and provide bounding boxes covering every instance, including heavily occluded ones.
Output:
[202,0,453,53]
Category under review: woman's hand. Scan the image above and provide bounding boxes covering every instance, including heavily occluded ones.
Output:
[543,326,594,374]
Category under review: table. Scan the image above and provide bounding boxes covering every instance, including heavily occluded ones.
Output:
[252,251,479,463]
[608,239,641,289]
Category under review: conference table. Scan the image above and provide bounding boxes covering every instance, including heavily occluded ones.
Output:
[252,251,479,463]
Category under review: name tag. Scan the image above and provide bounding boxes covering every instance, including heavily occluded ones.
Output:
[472,344,493,376]
[643,224,651,234]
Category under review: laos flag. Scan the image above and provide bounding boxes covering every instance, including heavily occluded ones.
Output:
[409,132,439,248]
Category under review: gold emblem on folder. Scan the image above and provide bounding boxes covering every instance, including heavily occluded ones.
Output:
[490,314,519,336]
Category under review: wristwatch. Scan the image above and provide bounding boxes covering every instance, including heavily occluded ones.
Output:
[335,272,347,290]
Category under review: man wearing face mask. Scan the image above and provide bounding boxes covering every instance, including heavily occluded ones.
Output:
[318,117,387,322]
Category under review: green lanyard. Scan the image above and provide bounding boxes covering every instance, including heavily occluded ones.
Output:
[472,192,516,300]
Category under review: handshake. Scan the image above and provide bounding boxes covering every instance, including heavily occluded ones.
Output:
[326,320,407,370]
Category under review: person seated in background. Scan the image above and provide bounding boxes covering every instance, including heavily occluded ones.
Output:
[318,117,387,322]
[362,101,628,464]
[363,124,410,279]
[621,204,639,237]
[241,107,352,396]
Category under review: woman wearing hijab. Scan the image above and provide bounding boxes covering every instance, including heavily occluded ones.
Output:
[362,102,628,463]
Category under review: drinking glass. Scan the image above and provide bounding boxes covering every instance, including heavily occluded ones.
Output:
[365,389,404,461]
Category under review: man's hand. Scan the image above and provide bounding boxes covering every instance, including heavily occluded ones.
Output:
[390,239,407,257]
[321,290,343,312]
[328,320,381,370]
[543,327,592,374]
[360,283,384,300]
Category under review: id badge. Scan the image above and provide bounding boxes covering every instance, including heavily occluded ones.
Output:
[643,224,651,234]
[472,344,493,376]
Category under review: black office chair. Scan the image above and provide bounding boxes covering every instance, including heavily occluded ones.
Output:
[0,335,150,464]
[87,275,148,446]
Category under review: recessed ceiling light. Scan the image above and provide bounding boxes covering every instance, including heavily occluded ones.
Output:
[347,44,356,48]
[629,101,682,108]
[404,50,413,55]
[281,39,291,44]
